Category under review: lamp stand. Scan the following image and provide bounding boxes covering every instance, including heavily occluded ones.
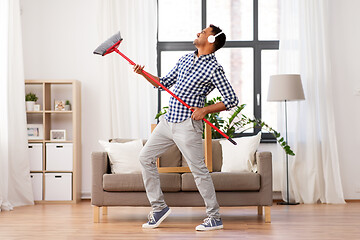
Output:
[277,100,299,205]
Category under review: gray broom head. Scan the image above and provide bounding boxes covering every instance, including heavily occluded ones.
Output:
[93,31,123,56]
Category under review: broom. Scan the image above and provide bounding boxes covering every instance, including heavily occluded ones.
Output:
[93,31,237,145]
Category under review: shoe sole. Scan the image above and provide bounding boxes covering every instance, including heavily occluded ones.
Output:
[142,208,172,229]
[195,225,224,231]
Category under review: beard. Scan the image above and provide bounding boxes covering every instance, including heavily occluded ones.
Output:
[193,38,202,47]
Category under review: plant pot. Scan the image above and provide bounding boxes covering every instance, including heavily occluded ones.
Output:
[26,101,35,111]
[65,105,71,111]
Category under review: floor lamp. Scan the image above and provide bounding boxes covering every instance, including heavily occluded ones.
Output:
[267,74,305,205]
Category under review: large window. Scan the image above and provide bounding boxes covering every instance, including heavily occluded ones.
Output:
[157,0,279,141]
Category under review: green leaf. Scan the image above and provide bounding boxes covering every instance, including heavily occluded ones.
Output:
[25,92,38,102]
[155,106,168,119]
[155,96,296,157]
[228,105,245,126]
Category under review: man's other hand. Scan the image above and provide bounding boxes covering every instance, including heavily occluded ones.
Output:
[190,107,208,121]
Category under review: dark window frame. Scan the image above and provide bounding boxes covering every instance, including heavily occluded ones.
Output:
[157,0,279,142]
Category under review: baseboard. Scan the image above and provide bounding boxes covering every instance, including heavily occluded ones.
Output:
[273,191,282,201]
[81,192,91,199]
[345,199,360,202]
[272,191,360,203]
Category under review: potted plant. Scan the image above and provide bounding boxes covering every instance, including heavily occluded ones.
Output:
[65,100,71,111]
[156,97,295,156]
[25,92,38,111]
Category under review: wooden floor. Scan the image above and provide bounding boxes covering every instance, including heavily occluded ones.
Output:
[0,200,359,240]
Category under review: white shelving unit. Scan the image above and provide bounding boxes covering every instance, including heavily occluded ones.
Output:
[26,79,81,203]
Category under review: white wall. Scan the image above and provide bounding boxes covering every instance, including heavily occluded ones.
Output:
[329,0,360,199]
[20,0,360,199]
[20,0,110,198]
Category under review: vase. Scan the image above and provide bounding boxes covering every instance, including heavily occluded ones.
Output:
[26,101,35,111]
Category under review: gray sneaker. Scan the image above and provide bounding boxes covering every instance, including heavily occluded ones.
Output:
[195,217,223,231]
[142,206,171,229]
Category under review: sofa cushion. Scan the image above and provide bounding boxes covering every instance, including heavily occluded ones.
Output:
[99,139,143,174]
[158,144,182,167]
[110,138,182,168]
[211,140,223,172]
[181,139,223,171]
[220,132,261,173]
[181,172,260,191]
[103,173,181,192]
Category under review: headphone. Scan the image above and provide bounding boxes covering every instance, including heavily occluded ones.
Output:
[208,31,223,43]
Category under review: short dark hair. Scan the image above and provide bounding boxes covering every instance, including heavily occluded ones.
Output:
[209,24,226,52]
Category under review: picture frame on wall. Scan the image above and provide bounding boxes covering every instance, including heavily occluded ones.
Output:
[27,124,44,140]
[50,130,66,141]
[54,100,66,111]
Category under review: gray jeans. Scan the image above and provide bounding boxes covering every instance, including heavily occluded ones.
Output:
[139,118,220,219]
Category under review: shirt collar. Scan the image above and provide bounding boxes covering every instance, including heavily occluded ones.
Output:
[193,50,215,61]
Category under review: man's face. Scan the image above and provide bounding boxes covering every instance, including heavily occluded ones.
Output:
[193,27,213,47]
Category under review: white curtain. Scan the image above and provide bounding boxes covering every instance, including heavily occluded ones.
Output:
[0,0,34,212]
[98,0,158,139]
[278,0,345,203]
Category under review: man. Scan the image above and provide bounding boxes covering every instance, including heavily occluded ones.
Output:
[133,24,239,231]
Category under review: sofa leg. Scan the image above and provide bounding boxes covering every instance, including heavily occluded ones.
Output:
[102,206,108,215]
[93,206,100,223]
[257,206,263,215]
[265,206,271,223]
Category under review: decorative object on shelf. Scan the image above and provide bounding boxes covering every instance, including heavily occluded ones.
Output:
[27,124,43,140]
[267,74,305,206]
[34,104,41,111]
[65,100,71,111]
[25,92,38,111]
[50,129,67,141]
[55,100,66,111]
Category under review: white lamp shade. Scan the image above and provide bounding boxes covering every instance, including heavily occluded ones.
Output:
[267,74,305,101]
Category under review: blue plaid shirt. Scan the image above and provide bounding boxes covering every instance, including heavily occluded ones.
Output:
[160,51,239,123]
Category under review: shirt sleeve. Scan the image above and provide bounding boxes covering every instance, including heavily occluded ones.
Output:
[158,61,179,91]
[211,66,239,110]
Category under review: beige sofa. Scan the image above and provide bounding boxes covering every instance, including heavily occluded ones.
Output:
[91,135,273,223]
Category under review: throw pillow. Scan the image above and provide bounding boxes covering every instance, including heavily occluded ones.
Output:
[219,131,262,173]
[98,139,143,174]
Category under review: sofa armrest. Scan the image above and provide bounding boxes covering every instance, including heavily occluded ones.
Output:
[91,152,108,206]
[256,151,273,206]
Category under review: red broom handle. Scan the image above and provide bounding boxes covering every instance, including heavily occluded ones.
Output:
[114,48,237,145]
